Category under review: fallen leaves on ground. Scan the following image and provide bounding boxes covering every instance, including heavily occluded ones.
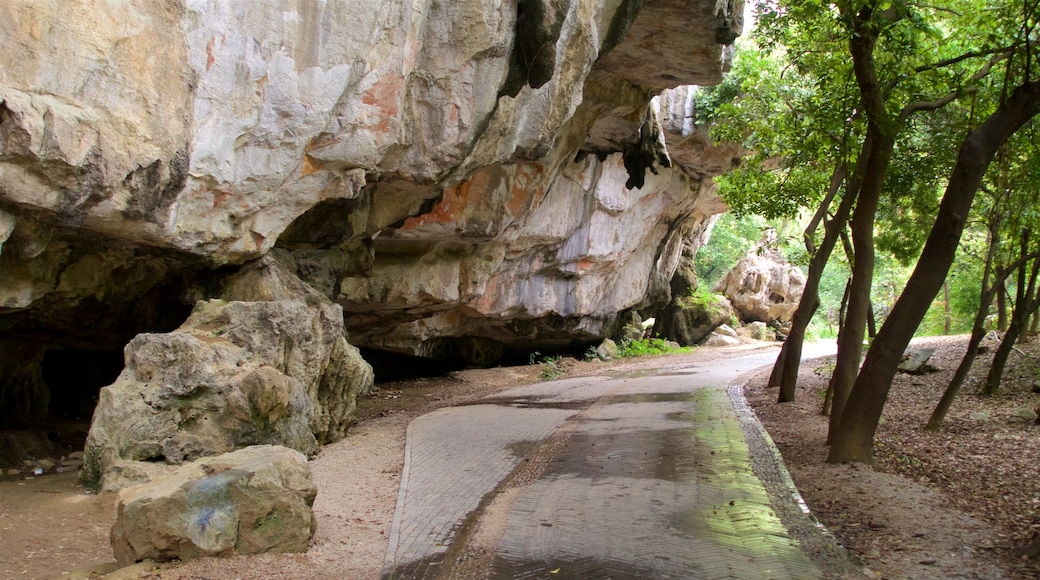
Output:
[748,334,1040,579]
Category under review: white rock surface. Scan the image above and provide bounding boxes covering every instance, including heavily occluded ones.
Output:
[1,0,743,364]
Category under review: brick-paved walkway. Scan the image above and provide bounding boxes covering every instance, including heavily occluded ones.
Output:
[383,348,844,579]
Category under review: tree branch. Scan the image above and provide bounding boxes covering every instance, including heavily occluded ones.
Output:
[896,51,1011,124]
[913,45,1017,75]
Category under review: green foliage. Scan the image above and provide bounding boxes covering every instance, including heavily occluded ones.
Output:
[529,351,565,380]
[615,338,692,358]
[695,213,769,288]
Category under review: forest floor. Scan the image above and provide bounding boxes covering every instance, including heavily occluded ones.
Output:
[745,334,1040,579]
[2,336,1040,578]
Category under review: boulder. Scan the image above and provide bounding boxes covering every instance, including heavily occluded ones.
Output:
[702,332,741,347]
[656,292,736,346]
[714,323,738,338]
[739,321,778,342]
[82,298,373,492]
[596,338,619,361]
[716,230,806,325]
[897,348,938,375]
[110,445,317,565]
[617,311,648,343]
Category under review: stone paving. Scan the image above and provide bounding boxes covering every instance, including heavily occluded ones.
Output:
[382,349,842,579]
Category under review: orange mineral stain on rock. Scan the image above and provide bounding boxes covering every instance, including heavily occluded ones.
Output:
[205,35,218,71]
[301,154,323,176]
[508,164,546,217]
[400,169,498,231]
[361,75,402,118]
[212,191,230,209]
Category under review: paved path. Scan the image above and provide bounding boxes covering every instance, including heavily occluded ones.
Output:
[383,344,844,579]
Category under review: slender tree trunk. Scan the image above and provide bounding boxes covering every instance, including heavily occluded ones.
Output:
[823,279,853,418]
[998,282,1009,330]
[828,127,890,442]
[827,80,1040,464]
[928,225,1002,430]
[944,280,952,335]
[825,10,899,442]
[985,231,1040,394]
[929,326,989,429]
[774,162,858,402]
[983,315,1024,395]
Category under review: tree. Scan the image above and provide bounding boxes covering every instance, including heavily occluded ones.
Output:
[828,77,1040,462]
[710,3,865,402]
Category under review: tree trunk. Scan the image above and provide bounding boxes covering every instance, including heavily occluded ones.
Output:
[827,126,890,442]
[998,281,1008,330]
[928,325,988,430]
[827,79,1040,464]
[826,13,896,442]
[823,279,853,417]
[774,162,858,402]
[985,231,1040,394]
[983,315,1024,395]
[928,224,1002,430]
[944,280,952,335]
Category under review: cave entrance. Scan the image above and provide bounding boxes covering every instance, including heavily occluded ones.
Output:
[0,347,123,471]
[42,348,124,424]
[360,348,464,384]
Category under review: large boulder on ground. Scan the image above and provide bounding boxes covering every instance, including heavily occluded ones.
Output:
[715,230,806,325]
[656,291,736,346]
[83,298,373,492]
[702,332,741,347]
[738,321,778,342]
[111,445,317,565]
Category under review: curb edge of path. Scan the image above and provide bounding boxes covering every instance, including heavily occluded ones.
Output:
[383,416,418,577]
[728,376,863,578]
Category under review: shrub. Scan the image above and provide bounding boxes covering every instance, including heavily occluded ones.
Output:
[616,338,692,358]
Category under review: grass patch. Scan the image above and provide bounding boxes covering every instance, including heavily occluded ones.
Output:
[616,338,692,358]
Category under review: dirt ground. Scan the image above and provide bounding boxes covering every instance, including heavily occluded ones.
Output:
[745,334,1040,579]
[2,337,1039,579]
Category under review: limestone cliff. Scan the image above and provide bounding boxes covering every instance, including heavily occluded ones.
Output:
[0,0,743,409]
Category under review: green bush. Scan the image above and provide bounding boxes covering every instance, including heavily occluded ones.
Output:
[530,351,565,380]
[616,338,692,358]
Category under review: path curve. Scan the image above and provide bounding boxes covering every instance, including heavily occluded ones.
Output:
[383,344,853,579]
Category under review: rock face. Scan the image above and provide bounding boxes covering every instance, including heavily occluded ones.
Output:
[110,445,317,565]
[715,231,806,325]
[657,292,737,346]
[83,292,373,492]
[1,1,744,427]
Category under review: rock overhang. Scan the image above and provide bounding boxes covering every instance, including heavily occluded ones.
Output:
[0,0,745,385]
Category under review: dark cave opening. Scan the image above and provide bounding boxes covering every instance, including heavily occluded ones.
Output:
[362,341,600,384]
[0,348,124,470]
[361,348,465,383]
[42,348,125,423]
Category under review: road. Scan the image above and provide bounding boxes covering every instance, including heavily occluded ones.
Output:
[382,343,843,579]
